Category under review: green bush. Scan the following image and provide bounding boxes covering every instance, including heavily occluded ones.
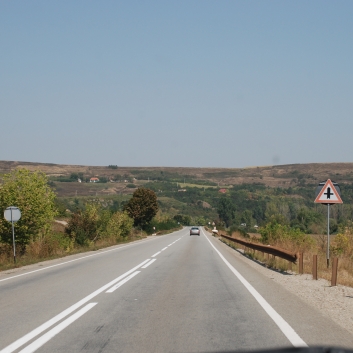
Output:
[173,214,191,226]
[259,220,314,251]
[105,211,133,240]
[66,203,108,246]
[146,218,179,234]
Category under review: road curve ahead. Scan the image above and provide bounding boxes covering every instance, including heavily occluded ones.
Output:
[0,228,352,353]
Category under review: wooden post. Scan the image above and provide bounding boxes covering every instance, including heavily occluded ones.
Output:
[312,255,318,280]
[331,257,338,286]
[299,252,304,274]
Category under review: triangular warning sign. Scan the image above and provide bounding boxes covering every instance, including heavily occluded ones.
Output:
[314,179,343,204]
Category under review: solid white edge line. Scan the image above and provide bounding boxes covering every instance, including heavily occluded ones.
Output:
[151,251,161,257]
[0,259,150,353]
[201,229,307,348]
[19,303,97,353]
[106,271,140,293]
[0,237,157,283]
[141,259,156,268]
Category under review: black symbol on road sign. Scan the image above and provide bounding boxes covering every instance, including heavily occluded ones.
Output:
[324,187,334,199]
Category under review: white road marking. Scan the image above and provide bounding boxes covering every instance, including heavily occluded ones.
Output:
[141,259,156,268]
[0,237,158,283]
[106,271,140,293]
[19,303,97,353]
[202,229,307,348]
[161,247,168,251]
[0,259,150,353]
[151,251,161,257]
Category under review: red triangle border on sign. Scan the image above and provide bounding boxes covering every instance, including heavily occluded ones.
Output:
[314,179,343,204]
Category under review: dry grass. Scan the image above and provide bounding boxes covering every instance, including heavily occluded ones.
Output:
[0,225,147,272]
[221,229,353,288]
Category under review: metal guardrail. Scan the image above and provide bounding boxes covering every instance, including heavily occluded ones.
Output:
[219,233,298,263]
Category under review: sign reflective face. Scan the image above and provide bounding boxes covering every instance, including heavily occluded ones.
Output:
[314,180,343,204]
[4,207,21,222]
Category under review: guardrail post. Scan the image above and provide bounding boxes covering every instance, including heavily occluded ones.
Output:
[299,252,304,274]
[312,255,318,280]
[331,257,338,286]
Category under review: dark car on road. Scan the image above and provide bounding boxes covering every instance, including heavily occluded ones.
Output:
[190,227,200,236]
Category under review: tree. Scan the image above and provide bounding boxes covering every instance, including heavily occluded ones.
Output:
[241,209,254,228]
[65,203,109,245]
[123,187,158,228]
[173,214,191,226]
[0,169,57,249]
[106,211,133,239]
[217,198,235,227]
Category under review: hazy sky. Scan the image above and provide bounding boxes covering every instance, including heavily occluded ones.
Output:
[1,1,352,168]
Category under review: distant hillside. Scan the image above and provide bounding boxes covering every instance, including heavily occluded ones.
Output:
[0,160,353,188]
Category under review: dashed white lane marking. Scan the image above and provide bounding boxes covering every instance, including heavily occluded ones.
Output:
[106,271,140,293]
[151,251,161,257]
[161,247,168,251]
[19,303,97,353]
[0,259,150,353]
[141,259,156,268]
[202,229,307,348]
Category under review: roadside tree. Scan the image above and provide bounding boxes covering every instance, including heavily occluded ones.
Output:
[0,169,57,250]
[217,198,235,227]
[123,187,158,228]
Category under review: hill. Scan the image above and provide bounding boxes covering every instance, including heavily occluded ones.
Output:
[1,160,353,189]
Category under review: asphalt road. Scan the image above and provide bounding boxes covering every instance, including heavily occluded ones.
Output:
[0,228,352,353]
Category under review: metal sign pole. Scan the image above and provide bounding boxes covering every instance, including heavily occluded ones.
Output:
[11,208,16,264]
[327,204,330,268]
[315,180,342,269]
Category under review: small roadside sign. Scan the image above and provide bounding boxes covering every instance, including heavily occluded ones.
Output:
[3,206,21,264]
[314,179,343,204]
[4,207,21,222]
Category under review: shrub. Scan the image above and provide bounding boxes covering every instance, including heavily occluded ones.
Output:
[66,203,108,245]
[105,211,133,240]
[259,221,314,252]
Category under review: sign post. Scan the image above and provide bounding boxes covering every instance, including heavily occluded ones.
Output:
[4,206,21,264]
[314,180,342,268]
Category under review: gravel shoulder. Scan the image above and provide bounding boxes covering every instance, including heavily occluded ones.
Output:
[217,237,353,336]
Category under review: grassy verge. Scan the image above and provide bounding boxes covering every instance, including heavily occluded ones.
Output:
[219,231,353,287]
[0,231,147,273]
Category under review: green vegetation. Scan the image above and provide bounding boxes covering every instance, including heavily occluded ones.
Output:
[0,169,57,250]
[0,170,178,270]
[66,204,133,246]
[123,187,159,229]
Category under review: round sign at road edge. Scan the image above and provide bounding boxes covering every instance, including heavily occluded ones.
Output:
[4,206,21,222]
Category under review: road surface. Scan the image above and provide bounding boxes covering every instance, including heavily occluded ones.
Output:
[0,228,352,353]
